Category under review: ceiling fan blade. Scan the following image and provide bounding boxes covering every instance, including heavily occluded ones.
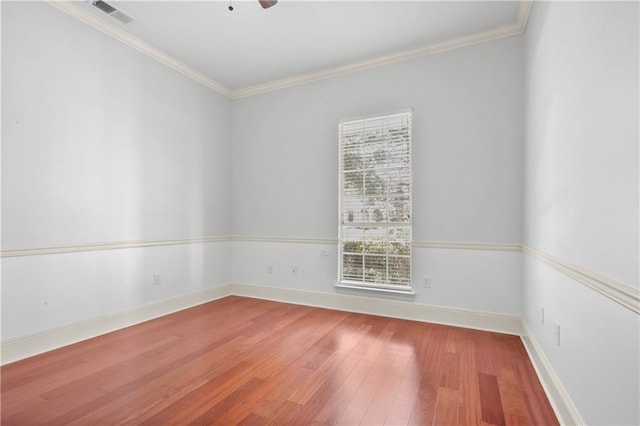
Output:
[258,0,277,9]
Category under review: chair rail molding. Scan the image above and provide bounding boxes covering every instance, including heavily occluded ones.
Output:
[522,245,639,314]
[0,236,231,258]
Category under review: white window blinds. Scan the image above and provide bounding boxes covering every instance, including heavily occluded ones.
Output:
[339,110,412,290]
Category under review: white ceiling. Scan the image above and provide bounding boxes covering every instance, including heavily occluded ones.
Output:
[72,0,526,95]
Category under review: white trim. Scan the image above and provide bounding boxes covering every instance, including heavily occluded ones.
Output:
[7,235,633,318]
[42,1,533,100]
[517,1,533,34]
[1,282,521,365]
[230,236,338,245]
[522,246,639,314]
[335,282,416,296]
[0,238,521,257]
[43,1,232,98]
[232,239,517,252]
[338,107,414,126]
[0,282,580,425]
[5,237,636,316]
[338,110,413,289]
[231,22,523,99]
[412,241,521,251]
[520,321,585,426]
[0,236,231,258]
[0,284,232,366]
[231,282,523,336]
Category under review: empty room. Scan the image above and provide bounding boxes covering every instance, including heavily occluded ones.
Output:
[1,0,638,425]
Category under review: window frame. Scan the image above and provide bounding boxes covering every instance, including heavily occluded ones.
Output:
[337,108,414,295]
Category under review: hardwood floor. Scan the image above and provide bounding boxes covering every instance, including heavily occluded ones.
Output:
[1,296,558,425]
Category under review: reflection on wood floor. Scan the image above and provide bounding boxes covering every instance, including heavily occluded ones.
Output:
[1,296,558,425]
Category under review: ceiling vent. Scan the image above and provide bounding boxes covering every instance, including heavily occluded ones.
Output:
[91,0,133,24]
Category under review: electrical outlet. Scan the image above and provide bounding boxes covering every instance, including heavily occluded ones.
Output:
[541,306,545,324]
[153,274,162,285]
[267,264,273,274]
[291,266,298,276]
[423,275,431,288]
[555,323,561,346]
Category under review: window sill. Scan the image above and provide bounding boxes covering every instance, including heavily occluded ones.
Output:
[335,281,416,296]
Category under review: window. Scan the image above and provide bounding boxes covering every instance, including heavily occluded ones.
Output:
[338,110,412,293]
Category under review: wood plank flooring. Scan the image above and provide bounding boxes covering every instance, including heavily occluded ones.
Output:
[1,296,558,425]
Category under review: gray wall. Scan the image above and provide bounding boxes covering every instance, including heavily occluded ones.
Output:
[231,36,525,315]
[3,2,639,423]
[1,1,232,339]
[231,37,525,243]
[523,2,639,424]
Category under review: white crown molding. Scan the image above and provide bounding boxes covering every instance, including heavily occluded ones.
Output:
[412,241,521,251]
[231,282,524,336]
[230,21,524,99]
[0,236,231,258]
[517,0,533,34]
[522,246,640,315]
[0,284,232,365]
[520,321,585,426]
[43,0,232,98]
[43,0,532,100]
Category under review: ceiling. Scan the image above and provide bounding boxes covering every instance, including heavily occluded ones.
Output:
[64,1,528,97]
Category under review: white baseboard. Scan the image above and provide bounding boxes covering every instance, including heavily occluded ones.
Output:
[1,282,519,365]
[0,284,232,366]
[520,321,585,426]
[231,282,523,336]
[1,280,581,426]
